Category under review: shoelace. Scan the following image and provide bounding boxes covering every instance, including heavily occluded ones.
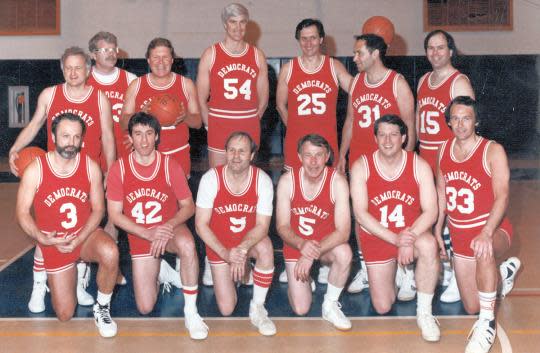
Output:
[96,305,112,324]
[467,320,495,346]
[162,281,172,294]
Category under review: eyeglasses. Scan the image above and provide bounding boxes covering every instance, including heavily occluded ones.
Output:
[94,47,119,54]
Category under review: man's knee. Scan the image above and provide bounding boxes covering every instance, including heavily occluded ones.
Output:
[217,300,236,316]
[254,238,274,262]
[332,244,353,266]
[55,306,75,322]
[372,299,393,315]
[415,233,438,257]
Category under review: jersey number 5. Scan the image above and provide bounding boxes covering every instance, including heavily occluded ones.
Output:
[419,111,440,134]
[298,93,327,116]
[132,201,163,225]
[298,216,316,236]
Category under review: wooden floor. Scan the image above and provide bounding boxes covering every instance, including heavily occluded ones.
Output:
[1,158,539,353]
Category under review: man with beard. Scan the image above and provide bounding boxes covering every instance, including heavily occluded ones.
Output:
[16,113,119,338]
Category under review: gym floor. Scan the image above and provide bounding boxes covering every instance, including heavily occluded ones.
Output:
[0,156,538,353]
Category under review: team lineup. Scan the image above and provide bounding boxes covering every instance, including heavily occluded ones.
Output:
[7,3,521,353]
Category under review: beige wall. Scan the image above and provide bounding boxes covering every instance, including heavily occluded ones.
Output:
[0,0,538,60]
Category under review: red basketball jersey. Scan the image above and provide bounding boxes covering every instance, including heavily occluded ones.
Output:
[33,153,92,236]
[119,152,178,257]
[284,56,339,169]
[133,74,190,154]
[417,70,468,169]
[439,137,498,231]
[87,68,133,159]
[209,43,260,118]
[209,165,260,250]
[290,166,336,241]
[349,70,401,164]
[46,84,103,163]
[363,151,421,235]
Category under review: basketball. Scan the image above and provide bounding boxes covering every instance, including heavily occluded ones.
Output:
[147,94,184,127]
[15,146,46,176]
[362,16,395,45]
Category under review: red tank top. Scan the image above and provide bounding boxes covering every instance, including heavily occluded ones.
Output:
[362,150,421,234]
[289,166,336,242]
[284,56,339,168]
[33,153,92,236]
[416,70,467,152]
[208,43,260,119]
[46,84,103,163]
[209,165,259,247]
[134,74,189,154]
[87,68,132,159]
[349,70,401,163]
[439,137,495,230]
[119,152,178,229]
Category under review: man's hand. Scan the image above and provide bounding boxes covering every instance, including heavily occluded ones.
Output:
[471,229,494,260]
[9,150,20,176]
[299,239,321,260]
[397,245,414,266]
[294,256,314,282]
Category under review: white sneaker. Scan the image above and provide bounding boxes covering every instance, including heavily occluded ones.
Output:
[440,273,461,303]
[500,257,521,298]
[77,263,95,306]
[317,265,330,284]
[184,311,209,340]
[322,300,352,330]
[202,256,213,286]
[28,279,49,313]
[416,312,441,342]
[279,269,288,283]
[397,266,416,301]
[249,301,276,336]
[465,318,496,353]
[347,268,369,294]
[158,259,182,293]
[93,303,117,338]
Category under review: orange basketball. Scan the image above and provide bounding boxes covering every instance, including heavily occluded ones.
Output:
[147,94,184,127]
[362,16,395,45]
[15,146,46,176]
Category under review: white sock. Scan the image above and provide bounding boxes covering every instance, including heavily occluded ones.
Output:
[416,291,434,314]
[324,282,344,302]
[183,285,198,314]
[478,291,496,321]
[33,270,47,282]
[96,291,112,306]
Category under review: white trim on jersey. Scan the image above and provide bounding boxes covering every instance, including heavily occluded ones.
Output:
[392,73,402,100]
[46,153,81,179]
[298,55,325,75]
[119,158,125,184]
[209,45,216,72]
[36,157,43,192]
[45,85,58,116]
[450,137,483,163]
[483,140,493,177]
[288,169,295,201]
[147,73,176,90]
[299,166,328,202]
[128,151,161,181]
[363,69,391,89]
[164,154,172,187]
[365,258,397,266]
[329,57,339,87]
[373,150,407,182]
[285,59,294,85]
[416,72,429,94]
[219,42,249,57]
[85,155,92,184]
[223,165,254,196]
[161,143,190,154]
[254,46,260,69]
[361,154,370,181]
[329,168,337,205]
[208,107,258,119]
[427,69,458,90]
[133,77,142,99]
[63,84,93,104]
[412,153,420,185]
[450,74,470,100]
[180,75,190,102]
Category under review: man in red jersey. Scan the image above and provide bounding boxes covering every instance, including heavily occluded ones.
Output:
[436,97,519,353]
[121,37,202,177]
[16,113,119,338]
[197,3,269,168]
[107,112,208,340]
[9,46,114,313]
[195,132,276,336]
[277,18,352,171]
[417,30,476,304]
[350,115,440,342]
[87,31,137,162]
[339,33,416,296]
[276,134,352,331]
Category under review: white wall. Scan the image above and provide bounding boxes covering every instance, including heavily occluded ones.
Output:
[0,0,538,59]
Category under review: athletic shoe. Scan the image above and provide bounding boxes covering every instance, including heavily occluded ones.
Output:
[416,312,441,342]
[175,256,181,272]
[278,269,288,283]
[184,311,209,340]
[440,273,461,303]
[311,279,316,292]
[500,257,521,298]
[322,300,352,330]
[77,263,95,306]
[347,268,369,294]
[397,266,416,301]
[93,303,117,338]
[441,260,453,286]
[158,259,182,293]
[202,256,213,286]
[28,280,48,313]
[465,318,496,353]
[249,301,276,336]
